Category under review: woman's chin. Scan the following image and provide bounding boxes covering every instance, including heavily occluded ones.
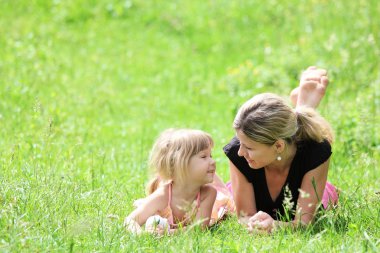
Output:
[248,161,260,169]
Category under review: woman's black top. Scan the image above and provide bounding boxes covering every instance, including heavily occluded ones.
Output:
[223,136,331,220]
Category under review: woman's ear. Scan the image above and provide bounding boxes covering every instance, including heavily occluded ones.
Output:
[274,139,285,153]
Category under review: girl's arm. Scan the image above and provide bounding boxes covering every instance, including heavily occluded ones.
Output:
[229,161,257,220]
[195,185,217,227]
[124,188,167,233]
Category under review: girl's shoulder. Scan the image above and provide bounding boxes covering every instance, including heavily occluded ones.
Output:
[145,183,170,210]
[152,182,170,194]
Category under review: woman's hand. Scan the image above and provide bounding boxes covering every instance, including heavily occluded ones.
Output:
[247,211,275,234]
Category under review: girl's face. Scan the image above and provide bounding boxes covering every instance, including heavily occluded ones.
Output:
[236,130,277,169]
[188,146,216,185]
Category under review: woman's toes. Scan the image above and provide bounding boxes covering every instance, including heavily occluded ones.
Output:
[321,76,329,88]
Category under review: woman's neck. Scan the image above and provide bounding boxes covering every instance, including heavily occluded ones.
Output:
[265,142,297,174]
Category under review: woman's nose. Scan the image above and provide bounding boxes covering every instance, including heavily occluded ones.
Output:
[237,145,245,157]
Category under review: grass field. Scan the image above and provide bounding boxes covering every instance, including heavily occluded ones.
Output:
[1,0,379,252]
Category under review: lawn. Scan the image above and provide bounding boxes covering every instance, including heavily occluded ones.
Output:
[0,0,379,252]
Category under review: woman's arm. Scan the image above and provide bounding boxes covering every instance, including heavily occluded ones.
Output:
[295,158,330,225]
[229,161,257,219]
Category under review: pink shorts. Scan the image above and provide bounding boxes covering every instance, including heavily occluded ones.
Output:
[321,181,339,209]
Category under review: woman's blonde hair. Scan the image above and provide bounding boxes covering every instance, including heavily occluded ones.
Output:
[233,93,333,145]
[146,128,214,195]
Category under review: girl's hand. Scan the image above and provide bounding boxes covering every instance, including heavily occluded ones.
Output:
[247,211,274,234]
[124,217,143,234]
[145,215,170,235]
[145,226,167,235]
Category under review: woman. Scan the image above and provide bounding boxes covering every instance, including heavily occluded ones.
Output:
[219,67,338,233]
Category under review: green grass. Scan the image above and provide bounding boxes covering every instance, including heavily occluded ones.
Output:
[1,0,379,252]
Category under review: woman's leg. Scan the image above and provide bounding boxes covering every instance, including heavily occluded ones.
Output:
[290,66,329,109]
[322,181,339,209]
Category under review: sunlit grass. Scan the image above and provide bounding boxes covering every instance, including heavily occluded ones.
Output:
[0,0,379,252]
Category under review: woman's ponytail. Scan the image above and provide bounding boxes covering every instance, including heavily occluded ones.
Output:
[294,107,334,143]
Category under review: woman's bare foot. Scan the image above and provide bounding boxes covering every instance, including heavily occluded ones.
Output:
[290,87,300,107]
[290,66,329,109]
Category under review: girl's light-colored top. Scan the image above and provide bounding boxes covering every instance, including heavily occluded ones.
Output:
[157,182,201,228]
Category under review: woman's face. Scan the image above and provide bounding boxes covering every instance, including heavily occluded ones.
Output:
[236,130,277,169]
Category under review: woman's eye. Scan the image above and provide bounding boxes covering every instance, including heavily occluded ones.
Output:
[243,145,252,150]
[241,144,251,150]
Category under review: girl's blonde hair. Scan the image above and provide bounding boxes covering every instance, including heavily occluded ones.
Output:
[146,128,214,195]
[233,93,333,145]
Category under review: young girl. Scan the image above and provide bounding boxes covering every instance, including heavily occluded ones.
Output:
[124,128,234,234]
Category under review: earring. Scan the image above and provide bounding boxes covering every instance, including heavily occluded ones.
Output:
[276,156,282,161]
